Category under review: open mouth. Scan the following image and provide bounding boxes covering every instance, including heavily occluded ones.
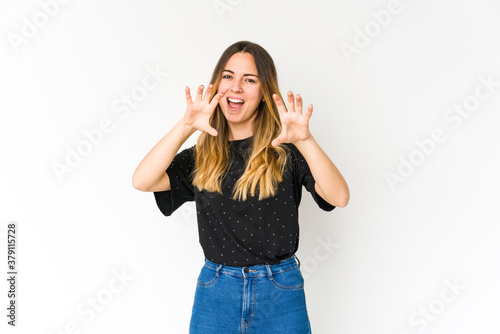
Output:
[227,97,245,110]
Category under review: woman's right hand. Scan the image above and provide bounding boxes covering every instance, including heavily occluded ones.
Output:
[183,84,226,136]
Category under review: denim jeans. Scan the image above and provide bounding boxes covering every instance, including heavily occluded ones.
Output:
[189,255,312,334]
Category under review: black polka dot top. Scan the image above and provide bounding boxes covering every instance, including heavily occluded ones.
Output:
[154,136,335,266]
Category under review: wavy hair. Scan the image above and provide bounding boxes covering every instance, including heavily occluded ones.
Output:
[192,41,289,201]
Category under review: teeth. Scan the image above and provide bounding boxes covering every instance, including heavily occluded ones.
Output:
[228,98,244,103]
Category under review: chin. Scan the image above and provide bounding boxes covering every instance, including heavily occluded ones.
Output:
[225,114,245,125]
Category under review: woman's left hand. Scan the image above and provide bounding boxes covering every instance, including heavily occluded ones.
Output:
[271,91,313,146]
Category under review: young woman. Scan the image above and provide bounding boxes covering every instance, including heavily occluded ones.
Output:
[132,41,349,334]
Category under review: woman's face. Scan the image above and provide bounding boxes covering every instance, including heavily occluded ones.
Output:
[217,52,264,136]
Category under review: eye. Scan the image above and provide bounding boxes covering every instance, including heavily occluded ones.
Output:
[246,78,256,83]
[222,74,232,79]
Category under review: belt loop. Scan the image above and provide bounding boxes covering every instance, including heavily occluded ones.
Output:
[294,254,301,268]
[265,264,273,278]
[215,264,222,275]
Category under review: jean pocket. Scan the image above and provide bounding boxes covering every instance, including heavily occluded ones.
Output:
[268,266,305,291]
[196,265,219,287]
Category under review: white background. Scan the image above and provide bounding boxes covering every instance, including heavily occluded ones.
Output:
[1,0,500,333]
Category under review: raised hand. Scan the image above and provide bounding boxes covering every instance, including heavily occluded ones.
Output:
[271,91,313,146]
[183,84,227,136]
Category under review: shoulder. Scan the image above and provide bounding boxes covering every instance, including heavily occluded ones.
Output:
[170,145,196,168]
[178,145,196,157]
[282,143,311,174]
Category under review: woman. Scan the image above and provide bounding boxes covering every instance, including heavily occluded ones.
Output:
[132,41,349,333]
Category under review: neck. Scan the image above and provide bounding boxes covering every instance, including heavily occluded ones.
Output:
[228,123,254,141]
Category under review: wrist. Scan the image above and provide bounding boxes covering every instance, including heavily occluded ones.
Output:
[294,133,314,147]
[293,134,316,153]
[177,118,197,136]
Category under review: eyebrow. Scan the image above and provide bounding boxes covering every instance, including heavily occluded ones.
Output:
[222,69,259,78]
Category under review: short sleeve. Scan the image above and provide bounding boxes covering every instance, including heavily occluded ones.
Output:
[289,144,336,212]
[153,146,196,216]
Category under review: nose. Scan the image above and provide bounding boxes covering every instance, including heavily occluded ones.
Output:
[230,78,243,92]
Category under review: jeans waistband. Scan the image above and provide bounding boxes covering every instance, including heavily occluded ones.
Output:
[203,255,301,278]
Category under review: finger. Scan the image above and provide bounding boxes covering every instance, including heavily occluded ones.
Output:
[304,104,313,121]
[206,126,218,137]
[272,94,286,114]
[271,131,286,147]
[185,86,193,105]
[209,89,228,109]
[286,91,294,112]
[195,85,204,102]
[296,94,303,115]
[203,84,214,102]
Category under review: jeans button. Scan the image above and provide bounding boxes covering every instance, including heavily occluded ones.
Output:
[243,267,249,273]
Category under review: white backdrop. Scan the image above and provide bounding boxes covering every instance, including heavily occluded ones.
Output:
[1,0,500,333]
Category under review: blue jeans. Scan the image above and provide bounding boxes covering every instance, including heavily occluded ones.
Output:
[189,255,312,333]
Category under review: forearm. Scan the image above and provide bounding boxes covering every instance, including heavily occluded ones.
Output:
[293,135,349,207]
[132,119,196,191]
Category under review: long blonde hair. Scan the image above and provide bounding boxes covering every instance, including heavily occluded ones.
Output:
[192,41,289,201]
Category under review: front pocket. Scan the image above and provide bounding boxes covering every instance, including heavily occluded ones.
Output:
[269,266,304,291]
[196,265,219,287]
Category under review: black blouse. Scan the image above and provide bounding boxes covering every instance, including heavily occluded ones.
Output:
[154,137,335,266]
